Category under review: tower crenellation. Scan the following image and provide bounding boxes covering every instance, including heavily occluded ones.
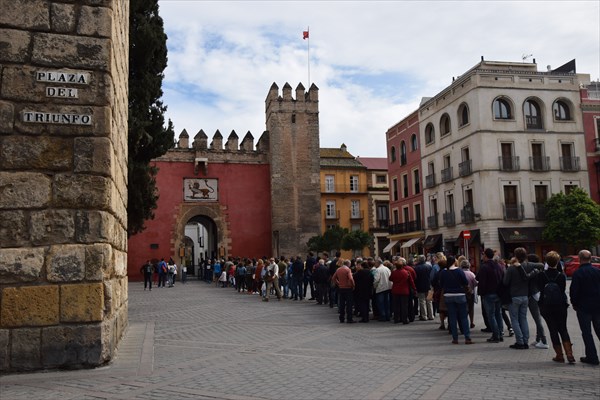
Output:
[225,130,239,151]
[193,129,208,150]
[210,129,223,150]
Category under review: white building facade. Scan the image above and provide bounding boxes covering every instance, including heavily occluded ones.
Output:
[419,59,591,262]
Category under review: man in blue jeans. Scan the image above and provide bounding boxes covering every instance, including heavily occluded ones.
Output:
[503,247,537,349]
[477,248,505,342]
[570,249,600,365]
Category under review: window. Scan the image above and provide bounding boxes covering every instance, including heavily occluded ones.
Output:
[459,147,472,176]
[458,103,469,127]
[393,209,399,225]
[326,201,336,218]
[560,143,579,171]
[351,200,360,218]
[376,174,387,184]
[390,146,396,163]
[400,141,407,165]
[413,169,420,194]
[425,162,435,188]
[493,97,512,119]
[376,203,389,228]
[414,204,421,226]
[534,184,548,220]
[325,175,335,192]
[291,114,296,123]
[392,178,398,201]
[500,142,518,171]
[350,175,359,192]
[503,185,521,220]
[428,198,438,229]
[530,143,548,171]
[402,174,408,198]
[425,123,435,144]
[441,154,452,182]
[410,134,418,151]
[553,100,571,121]
[440,113,451,136]
[564,184,578,195]
[524,99,543,129]
[403,207,409,223]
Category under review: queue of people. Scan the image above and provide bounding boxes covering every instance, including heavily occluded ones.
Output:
[148,248,600,366]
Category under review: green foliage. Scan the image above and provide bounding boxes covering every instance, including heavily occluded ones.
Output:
[128,0,175,236]
[341,230,373,254]
[542,187,600,249]
[307,226,372,255]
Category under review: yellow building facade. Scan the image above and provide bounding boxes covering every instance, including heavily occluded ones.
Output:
[320,145,371,259]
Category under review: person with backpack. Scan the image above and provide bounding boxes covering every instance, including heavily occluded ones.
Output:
[538,251,574,363]
[140,260,153,291]
[157,258,168,288]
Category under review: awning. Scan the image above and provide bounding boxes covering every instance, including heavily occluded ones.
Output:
[382,240,399,253]
[401,237,423,248]
[455,229,480,245]
[423,234,442,249]
[498,227,543,243]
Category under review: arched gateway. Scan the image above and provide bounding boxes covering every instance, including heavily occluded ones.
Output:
[127,83,323,280]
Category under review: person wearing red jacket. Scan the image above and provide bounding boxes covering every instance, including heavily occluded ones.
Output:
[389,257,416,324]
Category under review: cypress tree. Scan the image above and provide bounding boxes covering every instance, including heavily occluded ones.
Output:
[128,0,175,236]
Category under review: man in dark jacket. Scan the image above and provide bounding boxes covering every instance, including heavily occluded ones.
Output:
[414,255,433,321]
[354,260,374,322]
[312,259,329,305]
[570,249,600,365]
[291,256,305,300]
[477,248,504,342]
[304,252,317,300]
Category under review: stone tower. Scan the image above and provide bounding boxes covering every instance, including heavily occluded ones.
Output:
[266,82,321,257]
[0,0,129,372]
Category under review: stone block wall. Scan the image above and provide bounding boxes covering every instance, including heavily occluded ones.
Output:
[0,0,129,372]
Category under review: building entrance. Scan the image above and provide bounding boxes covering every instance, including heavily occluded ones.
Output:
[182,215,218,275]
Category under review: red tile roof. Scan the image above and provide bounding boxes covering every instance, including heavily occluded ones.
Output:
[357,157,388,170]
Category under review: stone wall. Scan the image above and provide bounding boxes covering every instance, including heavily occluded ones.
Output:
[0,0,129,372]
[266,83,322,257]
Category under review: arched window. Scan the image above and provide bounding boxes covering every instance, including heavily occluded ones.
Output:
[440,113,451,136]
[553,100,571,121]
[390,146,396,163]
[400,141,407,165]
[458,103,469,127]
[524,99,542,129]
[410,134,418,151]
[425,123,435,144]
[493,97,512,119]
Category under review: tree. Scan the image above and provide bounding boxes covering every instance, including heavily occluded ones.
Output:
[127,0,175,236]
[542,187,600,250]
[341,230,372,256]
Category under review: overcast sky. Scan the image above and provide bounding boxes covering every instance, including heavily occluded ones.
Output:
[158,0,600,158]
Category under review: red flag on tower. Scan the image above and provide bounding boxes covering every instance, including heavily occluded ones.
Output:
[303,30,309,40]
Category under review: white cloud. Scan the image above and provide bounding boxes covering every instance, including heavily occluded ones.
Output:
[158,0,600,157]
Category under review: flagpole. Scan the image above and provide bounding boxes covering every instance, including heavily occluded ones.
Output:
[307,27,310,88]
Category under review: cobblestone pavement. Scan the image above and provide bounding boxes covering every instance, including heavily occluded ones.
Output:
[2,279,599,400]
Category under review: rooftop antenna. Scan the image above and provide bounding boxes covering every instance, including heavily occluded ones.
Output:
[522,53,533,62]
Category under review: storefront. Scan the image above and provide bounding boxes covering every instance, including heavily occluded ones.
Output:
[498,227,544,259]
[423,234,443,255]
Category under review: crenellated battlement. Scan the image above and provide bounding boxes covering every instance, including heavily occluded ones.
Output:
[265,82,319,117]
[157,128,270,166]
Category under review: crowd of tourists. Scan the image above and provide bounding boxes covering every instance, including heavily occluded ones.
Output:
[142,248,600,366]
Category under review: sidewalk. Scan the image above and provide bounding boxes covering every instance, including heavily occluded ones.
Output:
[1,279,599,399]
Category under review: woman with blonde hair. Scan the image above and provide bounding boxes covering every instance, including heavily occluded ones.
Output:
[538,251,574,363]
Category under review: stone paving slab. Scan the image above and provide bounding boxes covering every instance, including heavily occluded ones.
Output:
[1,280,599,399]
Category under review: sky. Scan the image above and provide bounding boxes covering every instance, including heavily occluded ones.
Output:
[158,0,600,158]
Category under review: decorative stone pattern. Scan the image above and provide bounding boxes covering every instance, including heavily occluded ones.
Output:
[0,0,129,372]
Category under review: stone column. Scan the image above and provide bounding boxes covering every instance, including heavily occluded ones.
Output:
[0,0,129,372]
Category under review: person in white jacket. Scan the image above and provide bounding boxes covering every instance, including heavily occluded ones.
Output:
[373,259,393,321]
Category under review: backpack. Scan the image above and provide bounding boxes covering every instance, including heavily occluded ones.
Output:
[541,271,564,307]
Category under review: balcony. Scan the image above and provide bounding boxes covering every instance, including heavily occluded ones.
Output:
[498,156,520,172]
[459,160,472,177]
[425,173,436,188]
[350,210,364,220]
[529,156,550,172]
[388,220,423,235]
[441,167,453,183]
[533,203,547,220]
[560,156,580,172]
[461,206,475,224]
[325,210,340,220]
[443,211,456,227]
[427,214,438,229]
[502,203,524,221]
[526,115,543,130]
[376,219,389,229]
